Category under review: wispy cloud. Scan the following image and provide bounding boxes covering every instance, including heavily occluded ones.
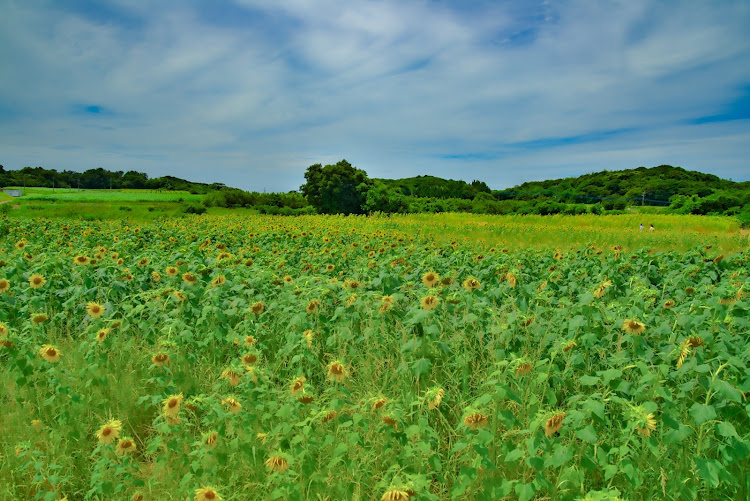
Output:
[1,0,749,190]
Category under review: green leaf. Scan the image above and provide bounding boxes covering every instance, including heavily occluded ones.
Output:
[515,482,536,501]
[694,457,725,488]
[580,375,600,386]
[411,357,432,378]
[689,403,716,425]
[714,380,743,403]
[546,445,573,468]
[575,424,598,444]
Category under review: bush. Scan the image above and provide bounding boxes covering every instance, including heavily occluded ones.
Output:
[737,211,750,229]
[183,204,207,215]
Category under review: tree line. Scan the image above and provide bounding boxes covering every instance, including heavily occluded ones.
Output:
[0,165,221,193]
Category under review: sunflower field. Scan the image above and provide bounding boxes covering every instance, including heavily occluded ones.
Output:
[0,214,748,501]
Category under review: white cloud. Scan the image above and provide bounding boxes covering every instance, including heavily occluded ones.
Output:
[0,0,749,191]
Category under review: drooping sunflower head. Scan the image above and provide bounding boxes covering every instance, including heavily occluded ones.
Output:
[29,273,46,289]
[162,393,183,417]
[463,412,488,430]
[306,299,321,314]
[265,454,290,473]
[221,368,242,386]
[182,272,198,285]
[290,376,306,396]
[96,328,109,344]
[221,396,242,414]
[241,352,258,366]
[115,438,137,456]
[327,361,347,382]
[211,275,226,287]
[203,431,219,449]
[302,330,314,348]
[32,313,48,324]
[137,258,149,267]
[426,387,445,410]
[420,295,439,311]
[663,299,675,309]
[462,277,481,291]
[381,488,411,501]
[39,344,60,362]
[152,352,170,367]
[250,301,265,315]
[86,301,105,319]
[545,413,565,437]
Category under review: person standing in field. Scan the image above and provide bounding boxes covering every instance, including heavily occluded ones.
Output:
[650,224,655,231]
[640,223,644,231]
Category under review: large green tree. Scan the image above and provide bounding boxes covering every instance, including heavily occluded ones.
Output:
[301,160,372,214]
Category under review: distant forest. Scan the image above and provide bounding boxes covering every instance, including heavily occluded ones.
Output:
[2,163,749,225]
[0,165,220,194]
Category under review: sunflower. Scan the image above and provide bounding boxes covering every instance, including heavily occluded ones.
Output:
[250,301,265,315]
[427,387,445,410]
[327,361,347,382]
[421,271,440,288]
[39,344,60,362]
[462,277,481,291]
[204,431,219,449]
[182,272,197,285]
[306,299,321,314]
[622,319,646,335]
[256,432,267,444]
[151,271,161,282]
[381,489,410,501]
[379,295,394,314]
[241,352,257,365]
[221,396,242,414]
[382,415,397,428]
[95,328,109,344]
[96,419,122,445]
[290,377,306,396]
[15,239,27,250]
[29,273,46,289]
[265,455,290,473]
[244,335,257,346]
[302,330,314,348]
[637,411,657,437]
[73,255,90,265]
[137,258,149,267]
[505,272,518,288]
[173,290,186,302]
[211,275,226,287]
[0,278,9,293]
[420,295,439,311]
[162,393,183,417]
[325,264,335,272]
[372,397,388,411]
[244,259,254,266]
[545,413,565,437]
[515,363,532,376]
[194,487,222,501]
[115,438,137,456]
[152,353,170,367]
[165,266,178,277]
[593,280,612,298]
[298,395,314,404]
[663,299,675,309]
[32,313,48,324]
[221,368,242,386]
[463,413,488,430]
[86,302,105,319]
[132,493,145,501]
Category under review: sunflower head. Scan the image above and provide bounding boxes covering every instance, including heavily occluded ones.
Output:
[421,272,440,288]
[622,319,646,335]
[0,278,10,293]
[29,273,46,289]
[265,455,290,473]
[165,266,178,277]
[39,344,60,362]
[152,352,170,367]
[545,413,565,437]
[115,438,137,456]
[221,396,242,414]
[250,301,265,315]
[96,328,109,344]
[96,419,123,445]
[194,486,222,501]
[327,361,347,382]
[86,301,105,319]
[462,277,481,291]
[463,412,488,430]
[420,295,439,311]
[162,393,183,417]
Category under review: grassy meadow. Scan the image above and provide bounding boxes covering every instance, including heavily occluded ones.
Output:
[0,209,748,500]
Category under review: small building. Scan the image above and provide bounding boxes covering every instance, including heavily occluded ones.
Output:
[2,189,22,197]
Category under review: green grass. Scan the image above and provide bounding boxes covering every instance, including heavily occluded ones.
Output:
[3,187,203,203]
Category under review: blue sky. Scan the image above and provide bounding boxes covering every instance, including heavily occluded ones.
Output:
[1,0,749,191]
